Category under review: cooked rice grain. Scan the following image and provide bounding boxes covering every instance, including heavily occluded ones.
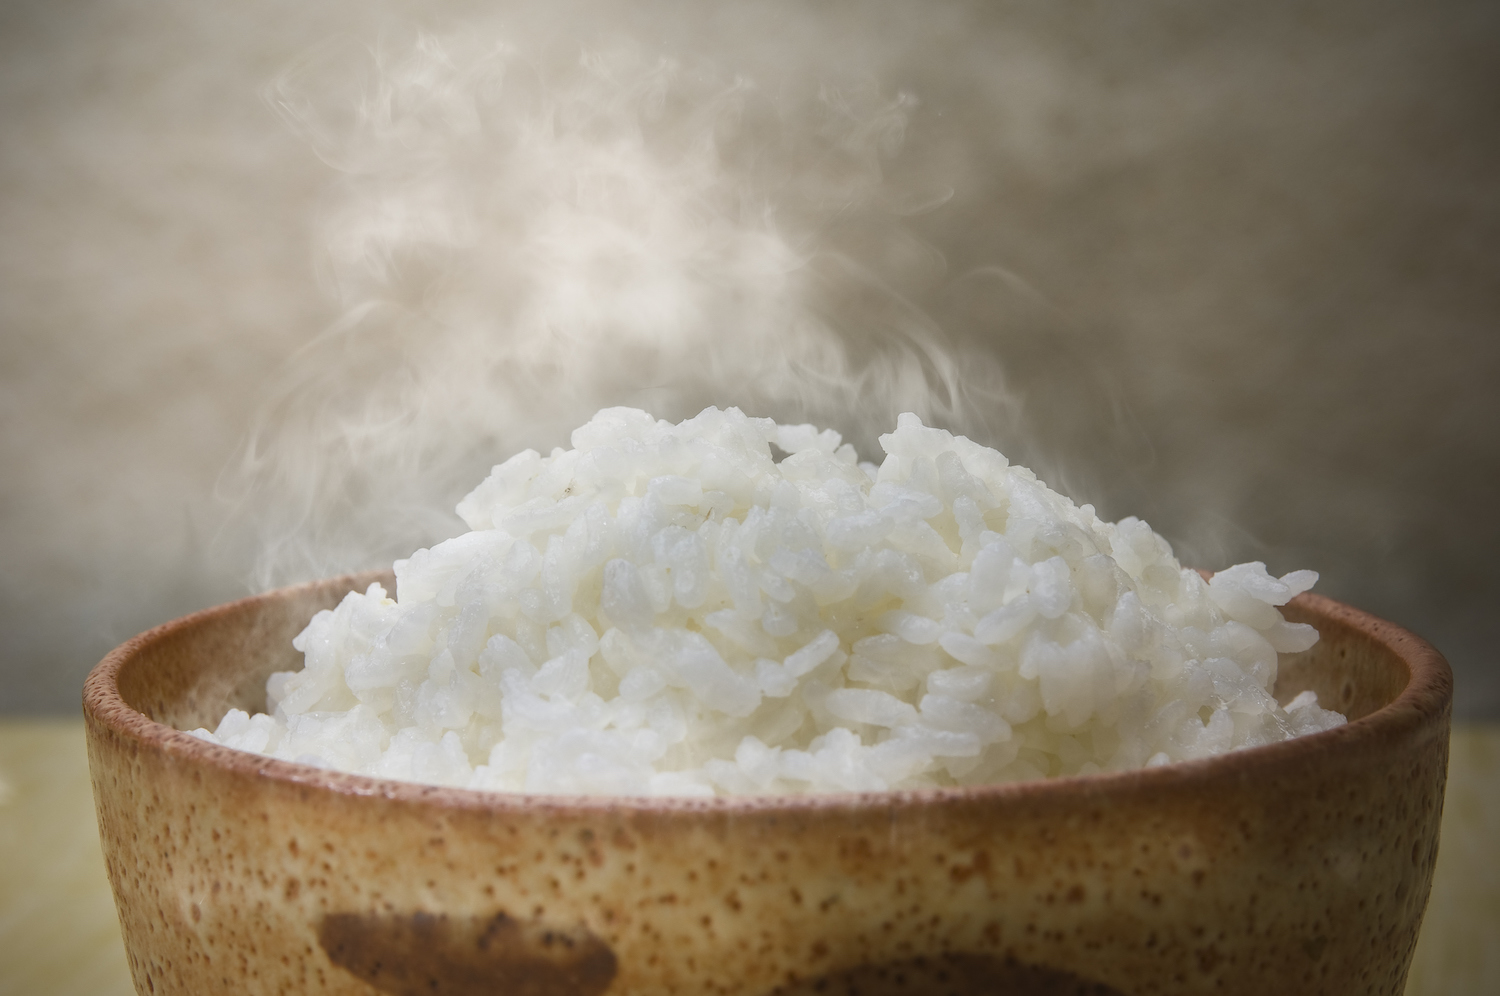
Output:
[193,408,1343,795]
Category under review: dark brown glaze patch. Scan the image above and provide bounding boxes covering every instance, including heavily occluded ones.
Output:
[768,953,1128,996]
[318,910,616,996]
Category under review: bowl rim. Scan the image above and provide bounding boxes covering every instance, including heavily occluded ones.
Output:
[84,571,1453,816]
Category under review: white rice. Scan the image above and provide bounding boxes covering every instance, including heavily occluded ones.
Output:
[192,407,1344,795]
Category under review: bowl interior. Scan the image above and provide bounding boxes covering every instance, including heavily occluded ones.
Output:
[116,572,393,732]
[1276,598,1411,721]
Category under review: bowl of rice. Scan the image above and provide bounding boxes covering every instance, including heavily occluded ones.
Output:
[86,408,1451,996]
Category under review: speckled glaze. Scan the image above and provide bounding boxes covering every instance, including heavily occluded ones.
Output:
[85,572,1451,996]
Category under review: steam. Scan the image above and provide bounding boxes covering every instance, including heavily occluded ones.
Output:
[230,30,1011,587]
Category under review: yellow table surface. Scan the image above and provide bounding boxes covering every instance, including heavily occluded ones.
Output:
[2,720,1495,996]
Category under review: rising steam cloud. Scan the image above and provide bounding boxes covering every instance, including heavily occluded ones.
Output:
[230,29,1011,587]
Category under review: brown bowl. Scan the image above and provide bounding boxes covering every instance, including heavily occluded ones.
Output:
[85,571,1451,996]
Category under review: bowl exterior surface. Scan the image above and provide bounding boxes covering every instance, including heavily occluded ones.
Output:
[85,575,1451,996]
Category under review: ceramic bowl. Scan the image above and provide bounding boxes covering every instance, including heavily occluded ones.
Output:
[85,571,1451,996]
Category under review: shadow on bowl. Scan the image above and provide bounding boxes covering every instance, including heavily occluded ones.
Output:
[85,571,1450,996]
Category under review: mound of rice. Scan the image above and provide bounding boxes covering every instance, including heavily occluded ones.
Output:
[193,407,1344,795]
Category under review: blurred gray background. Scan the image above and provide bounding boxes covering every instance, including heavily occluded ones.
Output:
[2,0,1497,717]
